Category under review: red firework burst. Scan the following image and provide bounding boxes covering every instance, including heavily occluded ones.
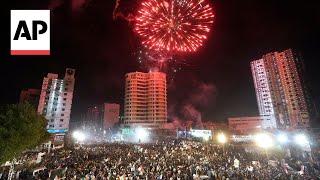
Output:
[135,0,214,53]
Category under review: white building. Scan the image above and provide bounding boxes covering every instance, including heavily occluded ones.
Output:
[124,71,167,128]
[251,49,310,129]
[251,59,277,129]
[38,68,75,133]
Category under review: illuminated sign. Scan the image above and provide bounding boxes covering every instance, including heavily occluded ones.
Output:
[47,129,68,134]
[190,130,212,139]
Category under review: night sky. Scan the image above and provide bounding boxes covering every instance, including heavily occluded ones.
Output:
[1,0,320,124]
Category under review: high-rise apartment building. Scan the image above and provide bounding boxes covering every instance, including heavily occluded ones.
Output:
[124,71,167,128]
[251,49,310,129]
[19,88,40,108]
[38,68,75,133]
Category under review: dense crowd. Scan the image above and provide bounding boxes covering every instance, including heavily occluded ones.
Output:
[1,140,320,179]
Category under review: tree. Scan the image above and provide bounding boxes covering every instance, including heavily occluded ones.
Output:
[0,103,50,164]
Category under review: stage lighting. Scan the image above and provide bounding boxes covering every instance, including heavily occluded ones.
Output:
[294,133,309,146]
[135,127,149,142]
[255,133,274,149]
[277,133,288,144]
[217,133,227,144]
[72,131,86,142]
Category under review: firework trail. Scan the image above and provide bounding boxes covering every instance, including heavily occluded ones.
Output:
[113,0,135,22]
[113,0,121,20]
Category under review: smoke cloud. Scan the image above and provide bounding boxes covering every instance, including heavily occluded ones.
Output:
[181,104,203,128]
[168,81,217,129]
[48,0,64,10]
[48,0,89,12]
[190,83,216,107]
[72,0,88,13]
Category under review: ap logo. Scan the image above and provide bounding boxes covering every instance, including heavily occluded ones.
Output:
[11,10,50,55]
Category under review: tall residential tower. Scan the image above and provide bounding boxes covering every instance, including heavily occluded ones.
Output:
[251,49,310,129]
[124,71,167,128]
[38,68,75,133]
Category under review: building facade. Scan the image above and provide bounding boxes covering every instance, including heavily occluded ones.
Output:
[251,49,310,129]
[19,88,40,108]
[228,116,263,134]
[37,68,75,133]
[124,71,167,128]
[103,103,120,129]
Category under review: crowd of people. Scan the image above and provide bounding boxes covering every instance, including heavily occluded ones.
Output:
[1,139,320,179]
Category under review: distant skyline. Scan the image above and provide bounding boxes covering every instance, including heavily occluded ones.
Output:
[1,0,319,125]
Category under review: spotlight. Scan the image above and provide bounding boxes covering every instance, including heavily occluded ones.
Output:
[203,135,210,142]
[294,134,309,146]
[72,131,86,142]
[135,127,149,142]
[277,133,288,144]
[217,133,227,144]
[255,133,274,149]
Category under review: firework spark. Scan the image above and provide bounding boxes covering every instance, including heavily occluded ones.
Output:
[135,0,214,53]
[135,48,199,82]
[113,0,121,20]
[113,0,135,22]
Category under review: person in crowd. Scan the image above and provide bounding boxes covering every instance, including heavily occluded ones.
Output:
[1,139,320,179]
